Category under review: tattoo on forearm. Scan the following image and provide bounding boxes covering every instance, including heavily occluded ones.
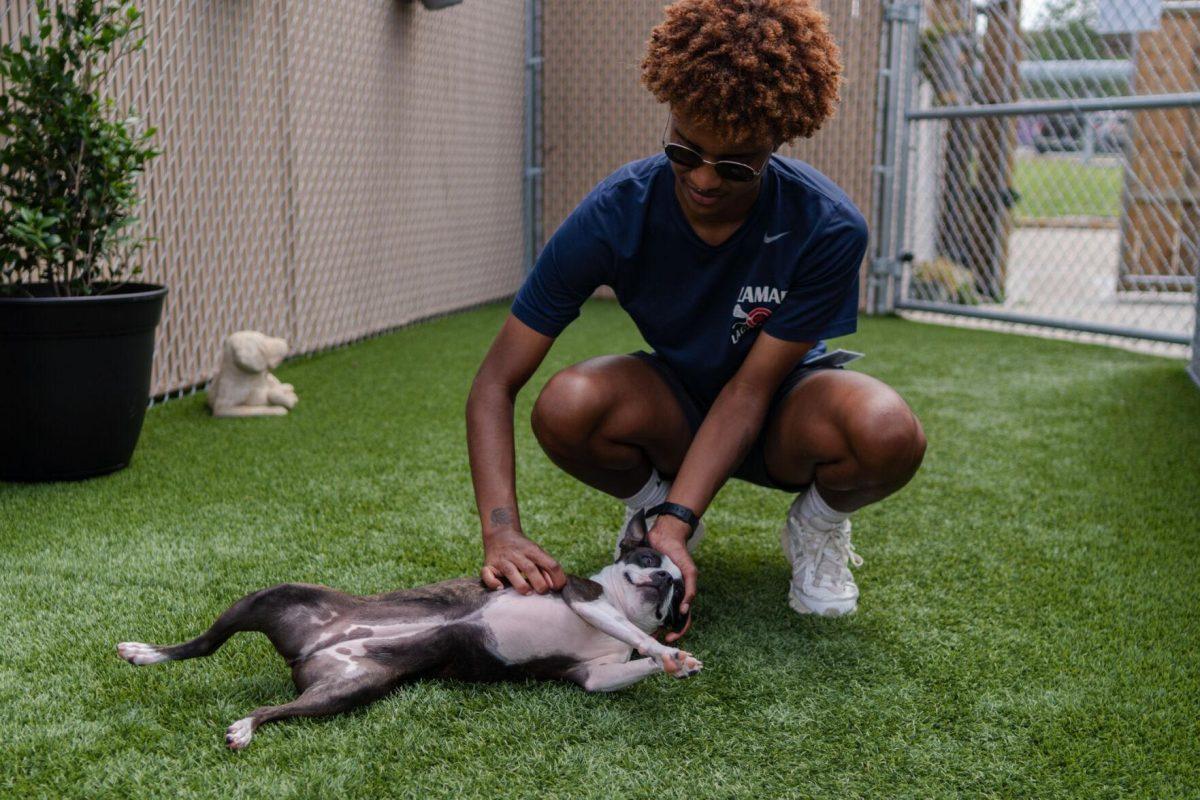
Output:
[489,506,514,527]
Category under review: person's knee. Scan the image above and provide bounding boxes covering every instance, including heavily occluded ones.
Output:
[530,367,609,454]
[846,397,926,488]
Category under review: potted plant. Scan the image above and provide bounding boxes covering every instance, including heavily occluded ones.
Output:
[0,0,164,481]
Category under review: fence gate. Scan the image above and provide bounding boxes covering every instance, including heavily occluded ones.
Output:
[872,0,1199,354]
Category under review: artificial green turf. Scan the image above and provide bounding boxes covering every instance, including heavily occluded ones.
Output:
[2,300,1198,799]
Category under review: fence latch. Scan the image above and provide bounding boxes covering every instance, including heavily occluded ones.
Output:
[872,253,913,277]
[871,257,898,277]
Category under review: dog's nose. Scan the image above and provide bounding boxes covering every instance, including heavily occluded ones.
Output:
[651,570,672,586]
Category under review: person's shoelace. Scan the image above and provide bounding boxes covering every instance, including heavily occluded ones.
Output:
[813,524,863,588]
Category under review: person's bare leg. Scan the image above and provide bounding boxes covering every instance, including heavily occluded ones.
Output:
[530,355,695,498]
[763,369,926,616]
[762,369,926,511]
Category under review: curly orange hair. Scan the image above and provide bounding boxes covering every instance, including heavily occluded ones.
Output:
[641,0,843,145]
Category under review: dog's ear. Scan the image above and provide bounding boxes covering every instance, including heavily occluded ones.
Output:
[616,508,649,559]
[265,337,289,369]
[229,333,268,373]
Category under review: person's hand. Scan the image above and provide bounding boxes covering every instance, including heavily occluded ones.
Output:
[647,515,697,643]
[481,528,566,595]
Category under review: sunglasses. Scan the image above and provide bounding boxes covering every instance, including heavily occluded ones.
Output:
[661,116,767,183]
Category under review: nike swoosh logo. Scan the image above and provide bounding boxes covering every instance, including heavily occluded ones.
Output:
[764,231,790,243]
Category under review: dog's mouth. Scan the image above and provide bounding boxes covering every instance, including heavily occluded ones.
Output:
[624,571,661,589]
[660,578,689,634]
[623,571,688,632]
[624,571,674,593]
[621,569,688,633]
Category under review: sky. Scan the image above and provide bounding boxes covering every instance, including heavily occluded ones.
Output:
[1023,0,1053,27]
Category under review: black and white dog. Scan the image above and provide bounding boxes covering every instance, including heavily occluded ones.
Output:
[117,510,700,749]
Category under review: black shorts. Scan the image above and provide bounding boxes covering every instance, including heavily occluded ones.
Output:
[629,350,852,493]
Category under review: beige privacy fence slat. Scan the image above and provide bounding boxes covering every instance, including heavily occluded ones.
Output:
[3,0,527,396]
[288,0,525,354]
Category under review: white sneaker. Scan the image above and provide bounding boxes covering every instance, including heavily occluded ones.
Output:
[780,506,863,617]
[613,496,706,561]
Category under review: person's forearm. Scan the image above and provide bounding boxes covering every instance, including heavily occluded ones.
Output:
[666,382,773,516]
[466,380,523,540]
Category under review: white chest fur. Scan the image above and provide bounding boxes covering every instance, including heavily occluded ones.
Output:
[480,591,631,665]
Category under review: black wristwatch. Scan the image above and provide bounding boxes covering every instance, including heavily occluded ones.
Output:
[647,501,701,536]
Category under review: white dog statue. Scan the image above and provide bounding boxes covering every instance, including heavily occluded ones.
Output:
[207,331,298,417]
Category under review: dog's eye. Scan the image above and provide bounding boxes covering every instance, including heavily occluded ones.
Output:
[638,554,656,568]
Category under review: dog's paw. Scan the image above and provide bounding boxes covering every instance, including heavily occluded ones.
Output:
[668,651,702,679]
[225,717,255,750]
[117,641,168,666]
[272,387,298,409]
[657,648,702,679]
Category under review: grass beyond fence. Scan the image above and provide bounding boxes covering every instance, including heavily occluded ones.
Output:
[2,300,1197,798]
[1012,154,1123,220]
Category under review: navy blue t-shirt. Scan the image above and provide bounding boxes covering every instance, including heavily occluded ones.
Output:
[512,153,868,407]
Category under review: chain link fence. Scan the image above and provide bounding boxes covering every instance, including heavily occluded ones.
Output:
[3,0,528,397]
[875,0,1198,358]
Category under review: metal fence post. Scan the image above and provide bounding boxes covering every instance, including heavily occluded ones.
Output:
[869,0,920,315]
[524,0,544,274]
[1190,281,1200,389]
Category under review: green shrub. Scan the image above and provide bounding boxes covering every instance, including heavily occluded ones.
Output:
[0,0,161,297]
[911,256,982,305]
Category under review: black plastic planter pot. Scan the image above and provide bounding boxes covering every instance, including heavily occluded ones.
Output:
[0,283,167,482]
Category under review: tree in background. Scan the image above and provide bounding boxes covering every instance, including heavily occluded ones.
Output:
[1026,0,1127,61]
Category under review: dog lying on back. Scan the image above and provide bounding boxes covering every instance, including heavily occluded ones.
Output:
[117,510,700,750]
